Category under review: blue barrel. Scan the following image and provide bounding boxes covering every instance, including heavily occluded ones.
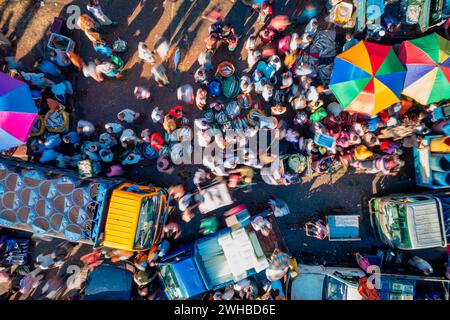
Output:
[430,154,450,172]
[432,171,450,187]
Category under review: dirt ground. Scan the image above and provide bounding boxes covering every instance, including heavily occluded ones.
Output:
[1,0,447,269]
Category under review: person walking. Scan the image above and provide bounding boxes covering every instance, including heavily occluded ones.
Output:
[86,0,117,26]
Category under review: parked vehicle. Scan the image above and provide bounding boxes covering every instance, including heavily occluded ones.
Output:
[354,0,450,38]
[286,264,450,300]
[286,264,366,300]
[369,191,449,250]
[158,209,287,300]
[0,157,170,251]
[414,135,450,189]
[83,261,135,300]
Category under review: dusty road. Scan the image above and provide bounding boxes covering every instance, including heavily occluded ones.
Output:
[1,0,446,268]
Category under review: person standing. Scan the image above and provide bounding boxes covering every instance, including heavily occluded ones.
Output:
[86,0,117,26]
[151,64,170,87]
[138,42,156,64]
[117,108,141,124]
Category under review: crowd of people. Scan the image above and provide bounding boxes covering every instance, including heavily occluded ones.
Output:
[0,0,449,300]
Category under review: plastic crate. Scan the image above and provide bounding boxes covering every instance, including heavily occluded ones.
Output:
[47,33,75,53]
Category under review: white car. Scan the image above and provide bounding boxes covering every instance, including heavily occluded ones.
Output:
[287,264,366,300]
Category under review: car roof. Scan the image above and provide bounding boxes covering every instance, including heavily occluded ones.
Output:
[290,273,326,300]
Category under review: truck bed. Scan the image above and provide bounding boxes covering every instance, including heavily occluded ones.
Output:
[0,157,119,244]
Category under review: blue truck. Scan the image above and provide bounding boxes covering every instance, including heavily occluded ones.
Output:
[158,209,286,300]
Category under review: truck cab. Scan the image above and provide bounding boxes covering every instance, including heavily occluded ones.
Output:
[369,192,448,250]
[98,183,168,251]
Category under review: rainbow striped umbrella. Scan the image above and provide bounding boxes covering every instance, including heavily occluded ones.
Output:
[0,72,38,151]
[398,33,450,105]
[330,41,405,115]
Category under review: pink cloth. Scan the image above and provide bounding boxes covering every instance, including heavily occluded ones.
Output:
[269,15,291,32]
[107,164,124,177]
[278,36,291,55]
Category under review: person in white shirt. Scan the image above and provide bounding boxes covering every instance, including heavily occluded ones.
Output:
[246,50,261,70]
[82,61,104,82]
[290,33,300,52]
[95,60,115,76]
[240,76,253,94]
[151,107,164,124]
[268,55,282,72]
[117,108,140,123]
[120,128,138,145]
[280,71,293,90]
[86,0,116,26]
[138,42,156,64]
[77,120,95,136]
[134,86,151,100]
[262,84,274,102]
[304,18,318,36]
[245,35,257,51]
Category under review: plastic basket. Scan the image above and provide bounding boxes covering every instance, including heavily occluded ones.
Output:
[47,33,75,53]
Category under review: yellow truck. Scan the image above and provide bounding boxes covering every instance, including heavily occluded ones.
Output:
[0,157,169,251]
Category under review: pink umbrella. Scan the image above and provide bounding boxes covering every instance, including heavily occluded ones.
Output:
[0,72,38,151]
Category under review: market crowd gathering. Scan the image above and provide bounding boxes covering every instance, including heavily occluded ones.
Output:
[0,0,449,300]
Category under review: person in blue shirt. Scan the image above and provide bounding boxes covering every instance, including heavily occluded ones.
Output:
[62,132,81,147]
[342,33,359,52]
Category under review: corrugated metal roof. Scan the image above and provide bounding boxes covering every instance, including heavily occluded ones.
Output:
[103,189,141,251]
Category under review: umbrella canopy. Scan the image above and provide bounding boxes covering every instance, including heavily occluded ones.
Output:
[0,72,38,151]
[330,41,405,115]
[398,33,450,105]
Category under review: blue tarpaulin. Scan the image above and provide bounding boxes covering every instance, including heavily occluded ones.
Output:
[327,215,360,240]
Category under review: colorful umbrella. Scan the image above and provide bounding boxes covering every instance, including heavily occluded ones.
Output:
[329,41,405,115]
[398,33,450,105]
[0,72,38,151]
